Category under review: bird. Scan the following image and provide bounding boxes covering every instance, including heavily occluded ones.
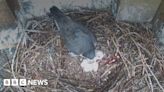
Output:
[49,6,96,59]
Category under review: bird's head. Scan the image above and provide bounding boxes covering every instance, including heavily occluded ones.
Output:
[83,49,95,59]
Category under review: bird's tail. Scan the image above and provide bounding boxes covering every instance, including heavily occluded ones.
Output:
[49,6,66,19]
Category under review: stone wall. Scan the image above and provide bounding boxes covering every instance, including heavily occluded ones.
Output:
[18,0,111,18]
[0,0,16,29]
[115,0,161,22]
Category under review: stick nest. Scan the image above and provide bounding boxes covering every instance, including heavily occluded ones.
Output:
[2,11,164,92]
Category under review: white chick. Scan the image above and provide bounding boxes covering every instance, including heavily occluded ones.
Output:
[81,50,104,72]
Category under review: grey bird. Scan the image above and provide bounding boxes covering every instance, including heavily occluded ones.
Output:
[49,6,96,59]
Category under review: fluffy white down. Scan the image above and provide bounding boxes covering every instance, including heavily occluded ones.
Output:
[81,50,104,72]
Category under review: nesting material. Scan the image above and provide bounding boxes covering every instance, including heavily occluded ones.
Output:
[2,11,164,92]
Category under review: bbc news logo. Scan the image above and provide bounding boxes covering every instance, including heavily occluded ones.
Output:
[3,79,48,86]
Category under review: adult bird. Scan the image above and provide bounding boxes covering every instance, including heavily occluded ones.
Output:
[49,6,96,59]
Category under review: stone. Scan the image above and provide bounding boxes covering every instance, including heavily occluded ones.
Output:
[0,0,16,29]
[113,0,161,22]
[18,0,111,18]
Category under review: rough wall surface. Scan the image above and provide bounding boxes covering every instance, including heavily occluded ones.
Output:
[116,0,161,22]
[19,0,111,18]
[0,28,20,49]
[0,0,16,29]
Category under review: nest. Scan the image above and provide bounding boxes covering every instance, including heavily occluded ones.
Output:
[2,11,164,92]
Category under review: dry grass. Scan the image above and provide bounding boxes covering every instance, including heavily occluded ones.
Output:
[2,11,164,92]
